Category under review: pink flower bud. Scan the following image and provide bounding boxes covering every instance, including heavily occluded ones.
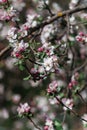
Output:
[30,68,37,74]
[71,80,77,86]
[44,126,49,130]
[79,32,84,36]
[6,15,11,20]
[74,72,79,80]
[15,53,20,58]
[68,82,73,89]
[38,47,44,52]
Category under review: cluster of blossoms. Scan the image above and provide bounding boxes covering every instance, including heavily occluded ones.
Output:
[7,27,18,43]
[6,13,44,58]
[7,25,28,42]
[37,43,58,72]
[18,24,29,38]
[7,27,29,58]
[62,98,74,111]
[68,72,79,89]
[68,80,77,89]
[41,24,57,44]
[38,23,59,72]
[7,13,42,40]
[26,14,42,28]
[44,118,54,130]
[43,55,58,72]
[76,32,87,43]
[11,40,29,58]
[47,81,58,94]
[17,103,31,117]
[69,0,79,9]
[0,6,18,21]
[38,43,55,56]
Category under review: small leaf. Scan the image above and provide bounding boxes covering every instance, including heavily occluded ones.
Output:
[23,75,31,81]
[19,65,25,71]
[19,60,23,65]
[54,120,63,130]
[70,41,75,46]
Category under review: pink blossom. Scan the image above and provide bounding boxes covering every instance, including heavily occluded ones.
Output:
[47,81,58,94]
[44,126,49,130]
[44,118,54,130]
[76,32,87,43]
[63,98,74,111]
[38,47,44,52]
[17,103,31,117]
[0,0,7,3]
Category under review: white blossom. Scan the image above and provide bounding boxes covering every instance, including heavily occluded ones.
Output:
[63,98,74,111]
[17,103,31,116]
[43,57,53,71]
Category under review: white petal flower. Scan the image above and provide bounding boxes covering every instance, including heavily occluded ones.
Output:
[43,57,53,71]
[17,103,31,116]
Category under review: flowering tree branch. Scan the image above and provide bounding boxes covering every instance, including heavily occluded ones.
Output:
[1,4,87,59]
[55,96,87,122]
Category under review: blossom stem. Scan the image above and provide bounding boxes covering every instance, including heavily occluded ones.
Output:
[7,0,10,7]
[55,96,87,122]
[28,59,42,66]
[24,63,32,76]
[27,117,41,130]
[44,2,53,16]
[76,90,86,104]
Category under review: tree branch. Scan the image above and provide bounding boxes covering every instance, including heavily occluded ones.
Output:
[0,45,11,60]
[55,96,87,122]
[1,4,87,59]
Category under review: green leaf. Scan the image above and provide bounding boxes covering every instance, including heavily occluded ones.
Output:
[41,52,46,59]
[23,75,31,81]
[54,120,63,130]
[19,65,25,71]
[19,60,23,65]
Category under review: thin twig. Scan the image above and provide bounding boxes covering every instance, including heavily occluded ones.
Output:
[73,60,87,74]
[27,116,41,130]
[62,111,67,125]
[7,0,10,7]
[78,83,87,93]
[70,21,87,26]
[55,96,87,122]
[76,90,86,104]
[44,1,53,16]
[28,58,42,66]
